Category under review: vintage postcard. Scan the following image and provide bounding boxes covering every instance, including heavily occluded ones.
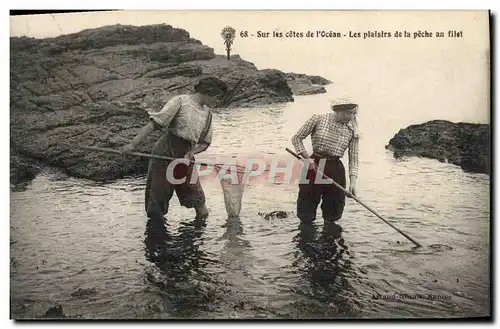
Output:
[9,10,491,320]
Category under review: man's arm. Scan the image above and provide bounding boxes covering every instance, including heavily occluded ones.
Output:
[348,136,359,187]
[185,114,213,159]
[188,142,209,156]
[121,97,182,153]
[130,121,156,148]
[291,115,319,159]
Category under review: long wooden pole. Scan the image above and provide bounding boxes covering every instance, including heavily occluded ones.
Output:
[80,145,250,173]
[285,147,423,248]
[80,145,214,167]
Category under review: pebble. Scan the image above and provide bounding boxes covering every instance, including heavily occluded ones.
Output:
[328,303,339,313]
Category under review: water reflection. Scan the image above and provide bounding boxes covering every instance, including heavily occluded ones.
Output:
[291,222,360,318]
[218,216,270,317]
[143,217,221,317]
[220,216,252,276]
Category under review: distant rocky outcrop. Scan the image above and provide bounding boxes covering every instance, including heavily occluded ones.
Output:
[386,120,490,175]
[10,24,332,183]
[286,73,332,95]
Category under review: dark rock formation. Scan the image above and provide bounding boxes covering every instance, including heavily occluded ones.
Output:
[258,210,294,220]
[10,152,41,187]
[386,120,490,175]
[286,73,332,96]
[42,304,65,318]
[10,24,332,182]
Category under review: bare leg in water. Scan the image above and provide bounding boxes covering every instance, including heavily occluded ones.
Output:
[195,203,209,220]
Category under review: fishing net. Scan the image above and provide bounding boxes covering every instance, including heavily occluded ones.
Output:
[82,145,268,219]
[213,163,250,218]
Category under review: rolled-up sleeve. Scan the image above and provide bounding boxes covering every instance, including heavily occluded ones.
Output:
[291,114,319,155]
[148,96,182,128]
[348,135,359,178]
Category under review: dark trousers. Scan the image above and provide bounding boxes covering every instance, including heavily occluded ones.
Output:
[297,154,346,223]
[145,132,206,219]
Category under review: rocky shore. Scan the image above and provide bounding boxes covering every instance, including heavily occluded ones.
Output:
[386,120,490,175]
[10,24,331,184]
[10,153,41,188]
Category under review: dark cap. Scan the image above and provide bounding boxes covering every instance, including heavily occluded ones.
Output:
[194,77,228,96]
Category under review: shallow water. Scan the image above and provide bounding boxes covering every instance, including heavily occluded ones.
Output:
[10,91,490,319]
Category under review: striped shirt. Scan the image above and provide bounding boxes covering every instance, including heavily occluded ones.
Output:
[291,113,359,178]
[148,95,213,145]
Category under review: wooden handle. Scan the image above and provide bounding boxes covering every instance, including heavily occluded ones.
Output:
[285,147,422,248]
[81,146,251,173]
[81,145,210,167]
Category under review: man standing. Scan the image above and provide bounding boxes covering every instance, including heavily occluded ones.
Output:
[291,97,360,223]
[120,77,228,221]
